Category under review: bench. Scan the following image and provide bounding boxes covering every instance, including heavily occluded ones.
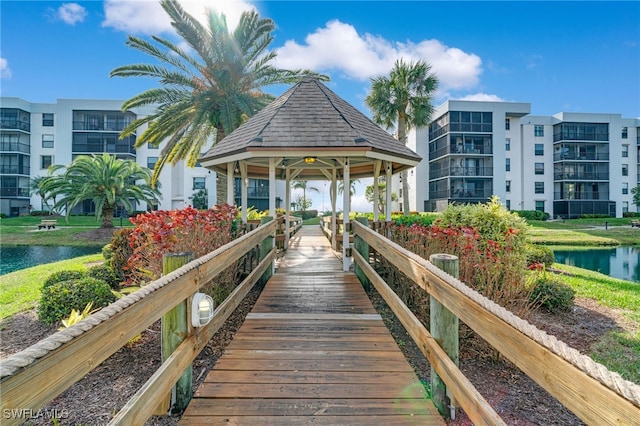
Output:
[38,219,57,230]
[631,220,640,228]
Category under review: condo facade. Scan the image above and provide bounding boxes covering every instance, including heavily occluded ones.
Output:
[407,100,639,218]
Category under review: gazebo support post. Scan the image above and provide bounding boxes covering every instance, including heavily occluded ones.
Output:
[226,162,234,205]
[285,168,291,250]
[240,161,248,224]
[373,160,381,223]
[269,158,276,274]
[331,168,337,251]
[342,158,351,272]
[385,161,393,222]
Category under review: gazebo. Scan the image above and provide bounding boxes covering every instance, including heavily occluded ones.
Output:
[199,76,421,271]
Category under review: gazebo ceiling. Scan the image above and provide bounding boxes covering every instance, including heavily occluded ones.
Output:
[199,76,422,180]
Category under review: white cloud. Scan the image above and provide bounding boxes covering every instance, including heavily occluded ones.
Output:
[274,20,483,92]
[57,3,87,25]
[0,57,11,79]
[102,0,255,35]
[455,93,505,102]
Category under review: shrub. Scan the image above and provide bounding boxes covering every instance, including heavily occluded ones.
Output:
[109,228,135,285]
[87,264,121,289]
[579,214,611,219]
[38,277,115,325]
[128,204,239,284]
[623,212,640,218]
[29,210,52,216]
[393,213,437,227]
[0,213,6,219]
[526,244,555,267]
[42,270,87,289]
[102,243,113,261]
[294,210,318,220]
[530,274,575,313]
[514,210,549,221]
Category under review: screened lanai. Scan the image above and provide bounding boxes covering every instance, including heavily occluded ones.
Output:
[199,76,422,270]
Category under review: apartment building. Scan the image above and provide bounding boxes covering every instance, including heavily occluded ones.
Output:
[0,98,220,217]
[407,100,639,218]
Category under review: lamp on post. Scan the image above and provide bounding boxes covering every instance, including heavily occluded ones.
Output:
[191,293,215,327]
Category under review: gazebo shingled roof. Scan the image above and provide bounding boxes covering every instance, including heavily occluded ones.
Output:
[199,76,421,179]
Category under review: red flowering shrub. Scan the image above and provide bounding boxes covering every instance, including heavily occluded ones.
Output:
[127,204,239,285]
[387,199,533,317]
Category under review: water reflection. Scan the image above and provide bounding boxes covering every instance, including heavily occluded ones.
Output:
[0,246,101,275]
[553,246,640,283]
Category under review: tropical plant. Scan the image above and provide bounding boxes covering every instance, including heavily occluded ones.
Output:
[58,302,97,331]
[110,0,327,200]
[39,153,160,228]
[292,180,319,211]
[30,175,56,213]
[632,185,640,208]
[365,59,438,214]
[338,179,359,198]
[189,188,208,210]
[364,182,397,215]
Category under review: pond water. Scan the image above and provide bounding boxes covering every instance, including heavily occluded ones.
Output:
[0,246,102,275]
[553,246,640,283]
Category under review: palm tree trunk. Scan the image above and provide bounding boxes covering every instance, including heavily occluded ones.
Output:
[102,206,115,228]
[216,174,228,205]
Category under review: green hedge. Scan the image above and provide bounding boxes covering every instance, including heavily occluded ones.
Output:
[38,277,115,325]
[514,210,550,221]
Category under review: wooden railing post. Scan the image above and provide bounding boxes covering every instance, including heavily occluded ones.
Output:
[260,217,274,283]
[353,217,370,290]
[429,253,459,419]
[158,252,194,415]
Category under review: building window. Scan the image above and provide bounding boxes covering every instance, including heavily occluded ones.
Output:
[505,138,511,151]
[622,127,628,139]
[535,201,545,212]
[622,183,629,195]
[41,155,53,169]
[147,143,158,150]
[193,177,206,190]
[147,157,158,169]
[505,118,510,130]
[42,113,54,127]
[42,134,54,148]
[535,162,544,175]
[535,182,544,194]
[506,180,511,193]
[622,144,629,158]
[505,200,511,210]
[534,143,544,156]
[534,125,544,137]
[623,201,629,214]
[505,158,511,172]
[622,164,628,176]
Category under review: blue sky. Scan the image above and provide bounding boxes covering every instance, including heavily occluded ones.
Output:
[1,0,639,211]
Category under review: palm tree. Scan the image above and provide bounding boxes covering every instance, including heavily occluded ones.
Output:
[632,185,640,208]
[30,175,56,213]
[40,153,160,228]
[338,179,359,199]
[110,0,327,202]
[365,59,438,214]
[292,180,319,211]
[365,182,397,215]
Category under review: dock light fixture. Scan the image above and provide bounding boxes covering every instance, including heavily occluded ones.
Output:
[304,156,316,164]
[191,293,215,327]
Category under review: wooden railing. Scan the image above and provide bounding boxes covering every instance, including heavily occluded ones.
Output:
[0,220,277,426]
[351,220,640,425]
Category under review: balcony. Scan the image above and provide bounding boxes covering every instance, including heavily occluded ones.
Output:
[0,119,30,132]
[0,165,31,175]
[553,172,609,181]
[0,142,30,154]
[430,166,493,180]
[430,188,494,200]
[0,187,30,197]
[73,120,133,132]
[429,145,493,160]
[554,191,610,201]
[553,153,609,161]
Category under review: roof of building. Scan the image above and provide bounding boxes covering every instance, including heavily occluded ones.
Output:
[199,76,421,179]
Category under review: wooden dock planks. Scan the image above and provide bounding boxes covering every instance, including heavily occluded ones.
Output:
[180,226,444,425]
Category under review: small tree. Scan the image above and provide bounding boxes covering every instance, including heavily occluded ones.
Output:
[632,185,640,208]
[190,189,208,210]
[365,182,397,215]
[292,180,318,211]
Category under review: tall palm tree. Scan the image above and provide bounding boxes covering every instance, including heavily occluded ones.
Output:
[40,153,160,228]
[111,0,327,202]
[338,179,359,198]
[292,180,319,211]
[365,59,438,214]
[30,175,56,213]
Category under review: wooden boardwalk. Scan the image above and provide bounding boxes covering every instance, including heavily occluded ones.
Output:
[180,226,444,425]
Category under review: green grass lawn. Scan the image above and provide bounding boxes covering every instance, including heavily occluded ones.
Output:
[0,215,132,246]
[527,218,640,246]
[551,263,640,383]
[0,253,104,320]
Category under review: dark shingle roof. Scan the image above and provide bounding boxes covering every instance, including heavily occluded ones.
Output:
[200,77,421,164]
